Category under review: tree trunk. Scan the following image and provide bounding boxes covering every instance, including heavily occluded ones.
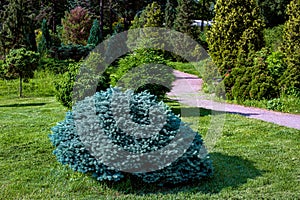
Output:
[100,0,104,36]
[109,0,113,34]
[19,75,23,98]
[201,0,205,32]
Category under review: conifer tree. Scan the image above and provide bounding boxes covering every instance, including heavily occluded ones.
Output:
[173,0,194,36]
[61,6,92,45]
[207,0,265,76]
[165,0,178,28]
[88,19,102,46]
[280,0,300,91]
[38,19,52,54]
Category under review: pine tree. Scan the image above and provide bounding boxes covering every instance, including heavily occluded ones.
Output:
[61,6,92,45]
[144,2,164,28]
[280,0,300,91]
[207,0,265,76]
[173,0,194,36]
[88,19,102,46]
[165,0,178,28]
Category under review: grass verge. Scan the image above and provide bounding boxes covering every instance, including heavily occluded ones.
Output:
[0,96,299,199]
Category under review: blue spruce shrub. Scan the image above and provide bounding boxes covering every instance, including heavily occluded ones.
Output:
[49,87,212,185]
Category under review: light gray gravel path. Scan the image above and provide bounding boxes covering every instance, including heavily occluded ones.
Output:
[167,70,300,130]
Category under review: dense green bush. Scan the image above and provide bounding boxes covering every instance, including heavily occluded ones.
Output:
[225,48,279,101]
[54,52,110,108]
[0,59,4,78]
[110,49,174,99]
[207,0,265,76]
[263,25,284,51]
[49,87,213,185]
[38,57,76,74]
[54,62,81,108]
[266,51,286,79]
[279,0,300,91]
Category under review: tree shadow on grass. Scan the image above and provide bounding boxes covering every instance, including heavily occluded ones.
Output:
[165,99,260,118]
[0,103,46,108]
[104,152,263,195]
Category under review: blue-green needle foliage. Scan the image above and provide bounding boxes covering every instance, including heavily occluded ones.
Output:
[49,87,212,185]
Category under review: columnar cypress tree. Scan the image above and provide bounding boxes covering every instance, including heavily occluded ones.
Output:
[88,19,102,46]
[165,0,178,28]
[38,19,52,54]
[207,0,265,76]
[173,0,194,36]
[280,0,300,91]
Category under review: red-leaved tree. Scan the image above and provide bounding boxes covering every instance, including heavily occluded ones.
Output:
[61,6,92,45]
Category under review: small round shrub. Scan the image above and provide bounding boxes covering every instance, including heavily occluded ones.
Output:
[110,49,174,99]
[49,87,213,185]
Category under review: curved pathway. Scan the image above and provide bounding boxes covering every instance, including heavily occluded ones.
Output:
[167,70,300,130]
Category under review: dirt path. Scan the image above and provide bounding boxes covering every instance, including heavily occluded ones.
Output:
[167,70,300,130]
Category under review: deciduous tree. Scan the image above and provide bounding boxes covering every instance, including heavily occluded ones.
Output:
[2,48,39,97]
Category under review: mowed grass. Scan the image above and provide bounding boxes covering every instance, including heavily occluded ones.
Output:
[0,74,300,199]
[0,95,299,199]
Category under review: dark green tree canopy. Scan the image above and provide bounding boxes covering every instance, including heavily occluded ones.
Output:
[174,0,195,36]
[0,0,37,55]
[165,0,178,28]
[257,0,291,27]
[2,48,39,97]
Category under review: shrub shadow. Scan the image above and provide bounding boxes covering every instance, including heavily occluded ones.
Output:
[104,152,263,195]
[0,103,46,108]
[165,99,260,117]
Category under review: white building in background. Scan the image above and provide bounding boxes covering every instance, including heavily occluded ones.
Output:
[192,20,212,27]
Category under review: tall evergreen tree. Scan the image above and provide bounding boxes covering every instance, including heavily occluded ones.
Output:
[173,0,194,36]
[165,0,178,28]
[0,0,37,55]
[38,19,52,54]
[280,0,300,91]
[207,0,265,76]
[88,19,102,46]
[128,2,164,49]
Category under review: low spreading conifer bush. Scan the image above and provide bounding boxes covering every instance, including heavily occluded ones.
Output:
[49,87,213,185]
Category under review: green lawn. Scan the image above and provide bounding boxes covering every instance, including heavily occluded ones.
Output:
[0,93,299,199]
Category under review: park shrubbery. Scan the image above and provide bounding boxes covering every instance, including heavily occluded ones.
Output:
[110,49,174,99]
[49,87,213,185]
[207,0,299,104]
